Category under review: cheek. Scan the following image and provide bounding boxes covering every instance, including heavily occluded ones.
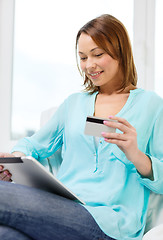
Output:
[98,57,112,68]
[80,62,86,71]
[101,58,119,72]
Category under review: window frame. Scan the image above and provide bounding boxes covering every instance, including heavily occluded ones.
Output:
[0,0,16,151]
[0,0,156,152]
[133,0,155,90]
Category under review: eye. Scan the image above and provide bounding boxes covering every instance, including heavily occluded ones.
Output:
[80,57,87,61]
[95,53,104,57]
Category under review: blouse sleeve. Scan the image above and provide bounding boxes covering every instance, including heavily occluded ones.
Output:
[136,107,163,194]
[11,98,67,161]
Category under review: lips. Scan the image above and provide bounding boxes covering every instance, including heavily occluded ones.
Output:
[88,71,103,79]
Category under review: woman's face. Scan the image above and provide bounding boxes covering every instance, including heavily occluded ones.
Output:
[78,33,123,92]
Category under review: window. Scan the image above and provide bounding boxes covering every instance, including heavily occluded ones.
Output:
[155,0,163,98]
[12,0,134,139]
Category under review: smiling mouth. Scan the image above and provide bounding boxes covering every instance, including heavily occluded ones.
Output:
[88,71,103,78]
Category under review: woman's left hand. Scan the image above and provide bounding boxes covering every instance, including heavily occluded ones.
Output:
[101,116,139,163]
[102,116,153,178]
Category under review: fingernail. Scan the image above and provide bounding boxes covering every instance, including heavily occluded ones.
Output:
[103,121,107,124]
[108,115,113,118]
[104,138,108,141]
[3,171,8,175]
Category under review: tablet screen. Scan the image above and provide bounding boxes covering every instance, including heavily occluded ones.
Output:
[0,157,23,163]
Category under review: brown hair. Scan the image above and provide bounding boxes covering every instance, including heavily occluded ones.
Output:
[76,14,137,93]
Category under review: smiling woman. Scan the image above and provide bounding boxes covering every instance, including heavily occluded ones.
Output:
[78,34,122,91]
[0,12,163,240]
[76,14,137,95]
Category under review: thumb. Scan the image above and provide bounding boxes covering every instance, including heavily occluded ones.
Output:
[0,152,15,158]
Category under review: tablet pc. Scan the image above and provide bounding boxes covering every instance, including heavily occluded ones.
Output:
[0,156,85,205]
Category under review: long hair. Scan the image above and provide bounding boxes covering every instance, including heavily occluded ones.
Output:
[76,14,137,93]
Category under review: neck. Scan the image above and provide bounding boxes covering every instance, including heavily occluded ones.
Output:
[99,84,137,95]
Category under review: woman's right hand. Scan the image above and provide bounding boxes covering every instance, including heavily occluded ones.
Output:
[0,152,25,182]
[0,165,12,182]
[0,152,16,158]
[0,152,25,158]
[0,152,15,182]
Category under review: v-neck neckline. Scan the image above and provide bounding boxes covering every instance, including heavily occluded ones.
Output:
[90,88,143,118]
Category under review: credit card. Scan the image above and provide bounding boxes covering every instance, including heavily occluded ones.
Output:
[84,116,116,137]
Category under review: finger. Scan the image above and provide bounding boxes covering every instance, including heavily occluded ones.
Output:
[0,152,15,158]
[104,138,125,147]
[103,120,130,133]
[2,174,12,182]
[0,165,4,171]
[107,116,134,129]
[101,132,127,141]
[0,170,11,180]
[0,172,6,180]
[0,173,4,180]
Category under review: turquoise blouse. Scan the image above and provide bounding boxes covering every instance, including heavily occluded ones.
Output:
[12,89,163,240]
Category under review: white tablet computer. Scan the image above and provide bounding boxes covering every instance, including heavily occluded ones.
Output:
[0,156,85,205]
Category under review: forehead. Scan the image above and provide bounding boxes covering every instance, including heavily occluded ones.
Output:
[78,33,99,52]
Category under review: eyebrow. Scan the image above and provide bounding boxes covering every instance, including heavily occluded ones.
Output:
[78,47,101,54]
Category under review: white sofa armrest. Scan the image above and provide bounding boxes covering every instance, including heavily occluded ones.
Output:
[143,224,163,240]
[145,192,163,233]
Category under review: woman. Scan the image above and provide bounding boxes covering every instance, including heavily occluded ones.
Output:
[0,14,163,240]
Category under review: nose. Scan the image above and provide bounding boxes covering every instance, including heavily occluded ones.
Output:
[85,57,96,70]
